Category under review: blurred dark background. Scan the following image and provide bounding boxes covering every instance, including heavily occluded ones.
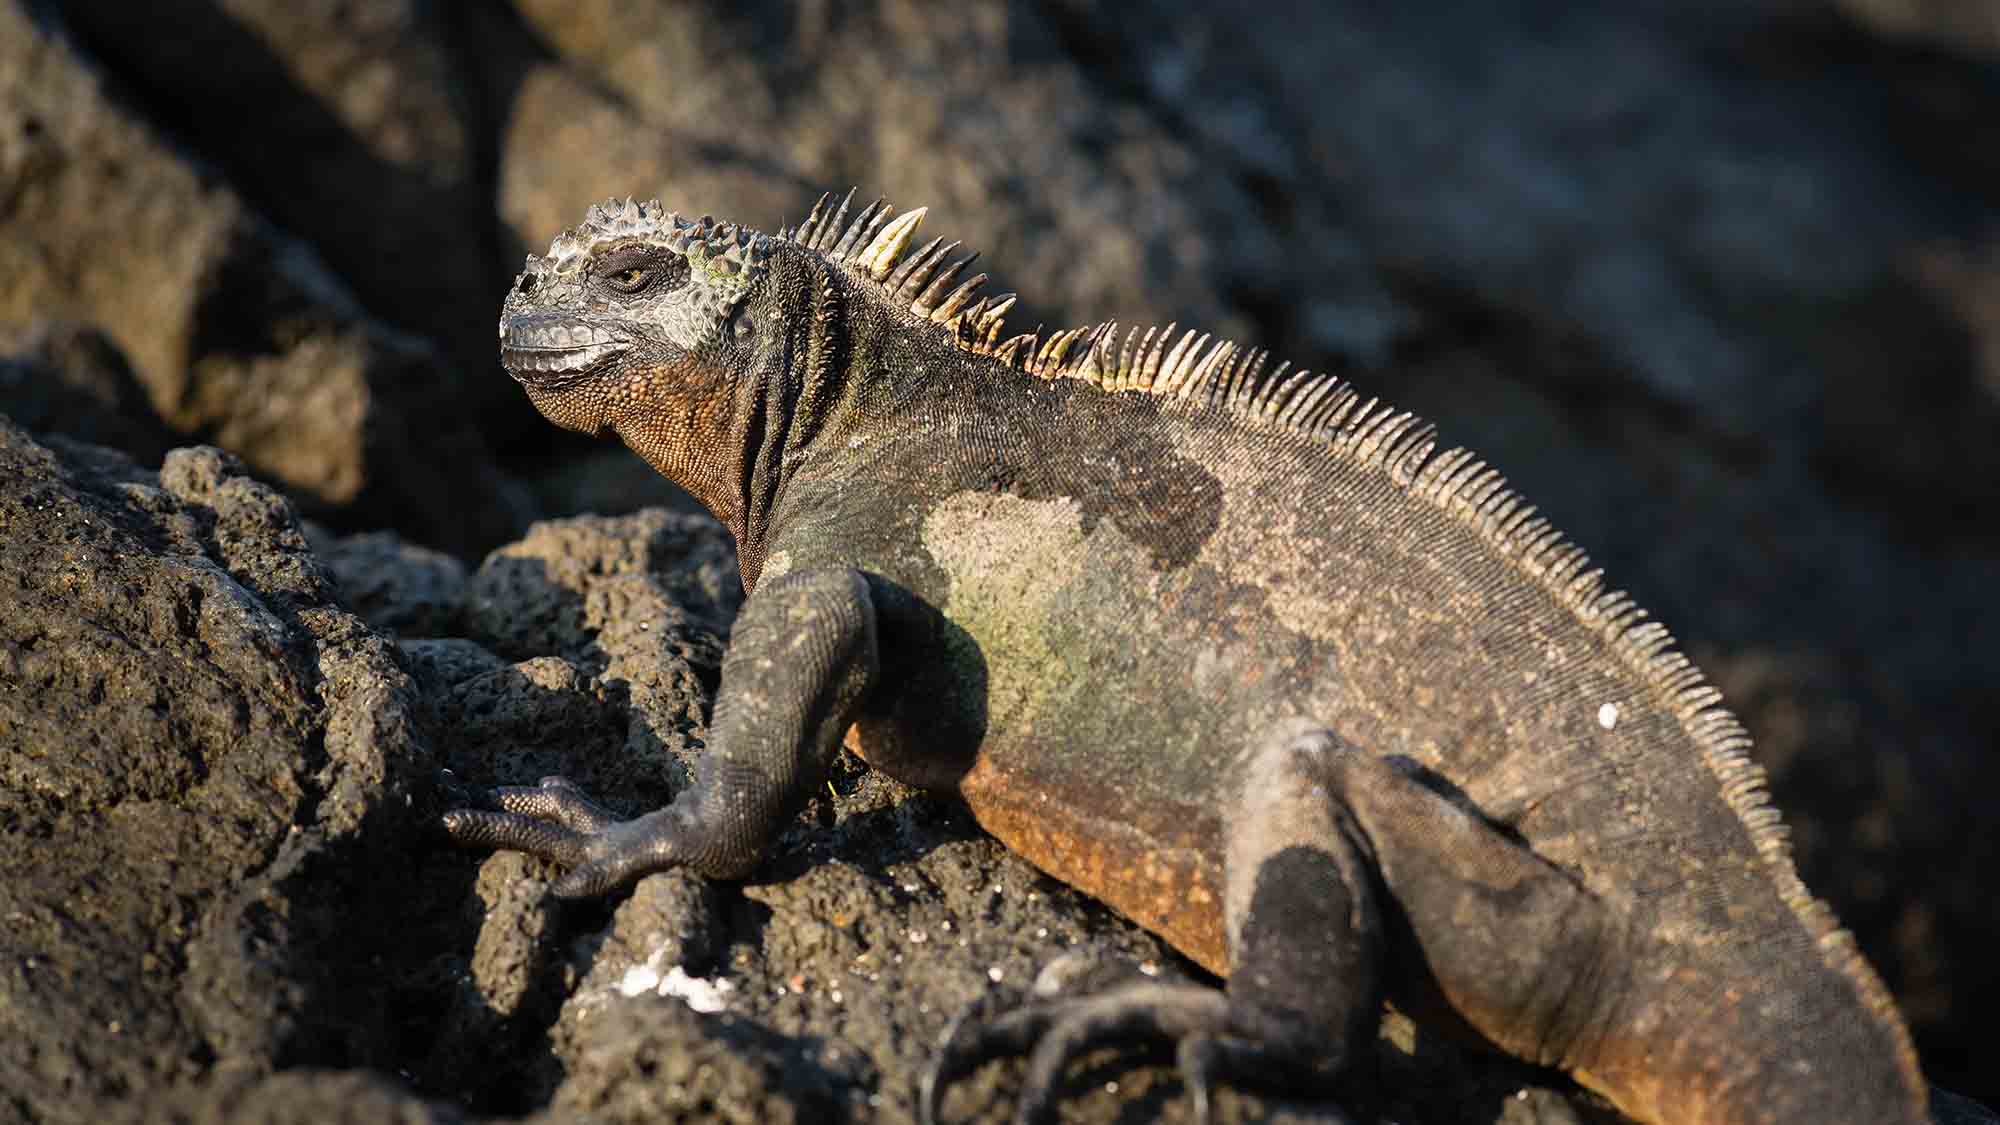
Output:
[3,0,1996,1106]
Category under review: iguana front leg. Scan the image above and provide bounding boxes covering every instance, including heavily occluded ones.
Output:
[924,719,1628,1124]
[443,567,880,895]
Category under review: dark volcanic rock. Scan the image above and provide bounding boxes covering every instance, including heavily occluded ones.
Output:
[0,3,526,556]
[133,1070,465,1125]
[0,419,433,1119]
[1837,0,2000,57]
[418,512,1635,1124]
[51,0,515,421]
[313,528,470,640]
[0,321,181,470]
[3,420,1993,1121]
[480,0,1291,348]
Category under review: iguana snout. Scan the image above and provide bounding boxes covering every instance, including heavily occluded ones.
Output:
[499,314,632,383]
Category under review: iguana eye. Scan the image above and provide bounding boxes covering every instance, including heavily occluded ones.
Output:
[594,245,686,296]
[731,310,756,342]
[608,267,652,294]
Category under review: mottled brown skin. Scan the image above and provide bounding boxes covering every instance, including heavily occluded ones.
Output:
[444,196,1929,1124]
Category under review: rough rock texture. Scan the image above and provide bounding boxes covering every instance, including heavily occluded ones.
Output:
[0,4,526,555]
[0,321,181,471]
[4,422,1995,1121]
[0,424,1624,1122]
[1838,0,2000,57]
[0,419,435,1120]
[486,0,1274,341]
[51,0,509,411]
[3,0,1997,1117]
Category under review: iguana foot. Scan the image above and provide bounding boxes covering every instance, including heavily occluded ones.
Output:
[442,568,884,896]
[920,971,1339,1125]
[442,775,681,896]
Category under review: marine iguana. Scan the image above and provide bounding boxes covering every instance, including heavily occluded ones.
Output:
[445,191,1929,1124]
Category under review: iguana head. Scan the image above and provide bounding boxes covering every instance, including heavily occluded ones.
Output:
[500,198,812,536]
[499,193,969,539]
[500,197,779,436]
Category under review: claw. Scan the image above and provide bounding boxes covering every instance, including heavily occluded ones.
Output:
[1028,948,1152,999]
[434,766,477,804]
[1016,986,1226,1125]
[1176,1035,1221,1125]
[440,774,626,872]
[440,771,693,899]
[920,986,1036,1125]
[917,972,1351,1124]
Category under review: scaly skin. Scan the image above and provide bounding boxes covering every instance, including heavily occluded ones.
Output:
[444,192,1929,1124]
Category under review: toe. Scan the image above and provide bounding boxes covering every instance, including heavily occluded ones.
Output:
[921,987,1044,1125]
[491,776,623,832]
[1013,986,1228,1125]
[441,807,587,863]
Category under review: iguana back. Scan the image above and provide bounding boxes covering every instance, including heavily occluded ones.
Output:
[771,321,1917,1113]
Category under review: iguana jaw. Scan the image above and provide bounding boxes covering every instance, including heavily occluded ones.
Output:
[494,312,632,436]
[497,312,633,435]
[499,314,631,380]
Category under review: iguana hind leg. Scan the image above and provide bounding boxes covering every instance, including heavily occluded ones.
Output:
[442,567,880,895]
[923,718,1628,1123]
[922,719,1386,1123]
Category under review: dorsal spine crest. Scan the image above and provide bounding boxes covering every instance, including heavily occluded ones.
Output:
[778,190,1922,1079]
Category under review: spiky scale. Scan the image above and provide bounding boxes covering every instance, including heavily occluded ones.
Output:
[849,203,897,262]
[792,191,834,246]
[1118,326,1148,388]
[930,272,989,326]
[828,198,884,261]
[979,294,1016,328]
[1034,329,1069,375]
[857,207,928,281]
[993,332,1034,368]
[886,235,947,298]
[916,251,980,316]
[815,189,856,253]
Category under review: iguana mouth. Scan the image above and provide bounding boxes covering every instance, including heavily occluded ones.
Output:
[499,315,631,384]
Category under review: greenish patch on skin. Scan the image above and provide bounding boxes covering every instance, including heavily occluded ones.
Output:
[916,487,1303,789]
[685,241,752,293]
[920,491,1095,736]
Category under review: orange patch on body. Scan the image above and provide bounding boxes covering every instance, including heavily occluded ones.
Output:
[844,724,1230,974]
